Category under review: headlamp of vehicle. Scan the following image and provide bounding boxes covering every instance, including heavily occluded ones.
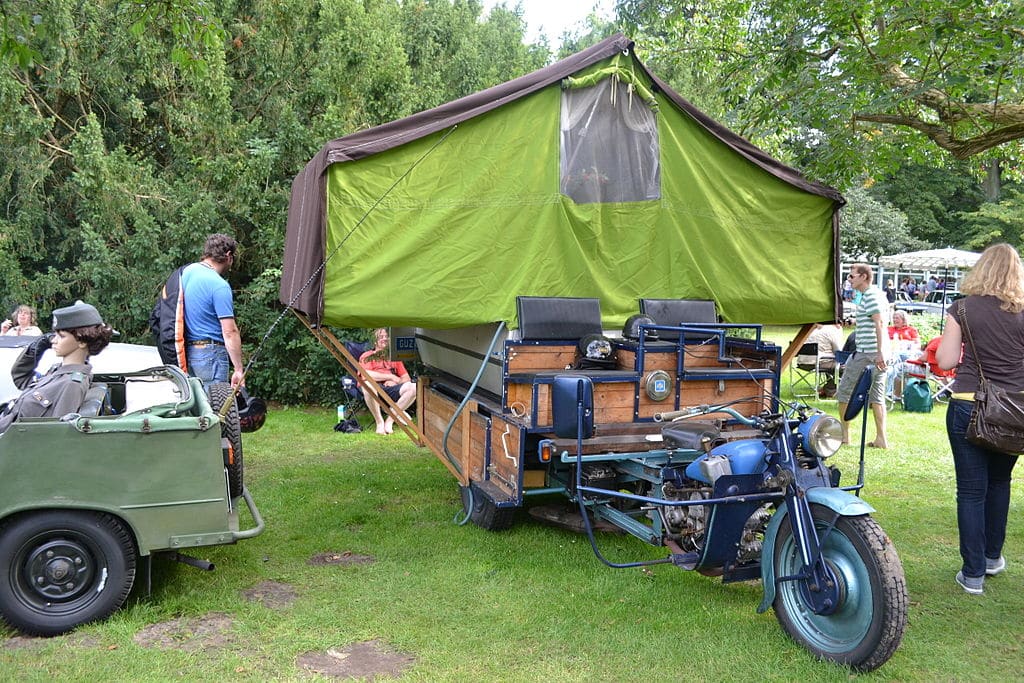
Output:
[798,413,843,459]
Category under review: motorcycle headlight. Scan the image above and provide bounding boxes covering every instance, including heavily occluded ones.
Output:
[798,413,844,459]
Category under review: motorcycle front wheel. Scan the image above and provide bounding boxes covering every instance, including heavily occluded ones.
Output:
[772,505,907,672]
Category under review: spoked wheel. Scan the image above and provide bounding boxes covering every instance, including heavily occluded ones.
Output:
[459,485,515,531]
[0,511,137,636]
[772,505,907,672]
[208,382,244,499]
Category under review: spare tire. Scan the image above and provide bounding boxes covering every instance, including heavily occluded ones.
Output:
[208,382,244,499]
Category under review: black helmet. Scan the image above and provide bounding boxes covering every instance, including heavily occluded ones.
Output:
[622,314,659,341]
[237,387,267,433]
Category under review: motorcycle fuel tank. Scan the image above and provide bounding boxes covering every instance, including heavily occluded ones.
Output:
[685,439,769,484]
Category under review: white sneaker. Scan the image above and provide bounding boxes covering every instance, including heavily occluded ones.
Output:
[986,555,1006,576]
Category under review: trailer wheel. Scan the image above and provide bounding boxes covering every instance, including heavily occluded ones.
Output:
[208,382,244,499]
[0,510,136,636]
[460,485,515,531]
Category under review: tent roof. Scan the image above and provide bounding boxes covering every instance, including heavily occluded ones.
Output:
[878,248,981,271]
[281,34,843,323]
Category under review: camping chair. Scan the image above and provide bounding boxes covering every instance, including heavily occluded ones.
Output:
[789,342,820,399]
[903,336,956,403]
[339,340,370,419]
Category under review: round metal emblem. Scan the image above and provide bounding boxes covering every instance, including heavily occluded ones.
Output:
[645,370,672,401]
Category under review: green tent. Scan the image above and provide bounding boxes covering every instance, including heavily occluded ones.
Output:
[281,34,843,330]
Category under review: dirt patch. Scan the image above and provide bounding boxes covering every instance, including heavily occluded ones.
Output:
[3,632,100,650]
[308,551,375,566]
[2,635,44,650]
[240,580,298,610]
[296,639,415,680]
[133,612,237,651]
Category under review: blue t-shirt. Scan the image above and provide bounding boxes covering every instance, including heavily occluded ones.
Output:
[180,262,234,341]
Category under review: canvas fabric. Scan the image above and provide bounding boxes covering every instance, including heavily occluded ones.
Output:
[282,34,843,329]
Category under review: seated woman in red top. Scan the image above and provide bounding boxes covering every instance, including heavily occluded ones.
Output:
[886,311,921,397]
[358,328,417,435]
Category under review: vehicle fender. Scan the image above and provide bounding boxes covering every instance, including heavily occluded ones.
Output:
[756,488,876,614]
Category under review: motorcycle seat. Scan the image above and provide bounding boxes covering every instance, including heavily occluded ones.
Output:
[661,421,724,451]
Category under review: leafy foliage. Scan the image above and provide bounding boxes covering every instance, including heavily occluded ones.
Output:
[868,163,985,247]
[616,0,1024,187]
[0,0,546,404]
[839,187,925,261]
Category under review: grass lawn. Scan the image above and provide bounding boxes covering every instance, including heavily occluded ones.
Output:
[3,342,1023,680]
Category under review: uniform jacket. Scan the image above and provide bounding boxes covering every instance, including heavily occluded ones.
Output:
[0,362,92,432]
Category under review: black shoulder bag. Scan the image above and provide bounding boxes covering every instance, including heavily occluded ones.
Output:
[959,300,1024,455]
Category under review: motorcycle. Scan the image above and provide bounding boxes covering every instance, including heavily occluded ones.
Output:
[541,367,907,671]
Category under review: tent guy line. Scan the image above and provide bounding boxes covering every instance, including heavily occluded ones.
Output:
[215,124,458,420]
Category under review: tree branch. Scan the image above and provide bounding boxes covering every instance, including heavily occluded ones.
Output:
[856,113,1024,158]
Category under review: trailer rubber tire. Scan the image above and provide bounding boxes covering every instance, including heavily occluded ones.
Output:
[208,382,244,499]
[0,510,136,636]
[460,485,515,531]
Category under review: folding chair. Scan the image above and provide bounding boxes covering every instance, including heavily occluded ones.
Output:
[339,340,370,419]
[903,343,956,404]
[790,342,820,398]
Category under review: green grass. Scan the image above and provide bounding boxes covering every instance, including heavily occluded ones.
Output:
[2,379,1023,681]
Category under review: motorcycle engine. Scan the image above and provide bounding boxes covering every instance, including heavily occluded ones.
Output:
[658,481,710,550]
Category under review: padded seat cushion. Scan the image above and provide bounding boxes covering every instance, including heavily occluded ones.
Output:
[661,421,723,450]
[516,296,602,340]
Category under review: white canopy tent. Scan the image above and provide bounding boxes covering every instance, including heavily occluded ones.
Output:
[878,247,981,272]
[879,248,981,329]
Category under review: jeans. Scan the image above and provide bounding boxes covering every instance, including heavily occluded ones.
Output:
[946,399,1019,577]
[186,344,230,385]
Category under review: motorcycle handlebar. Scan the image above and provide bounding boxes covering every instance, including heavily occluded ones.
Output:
[653,405,758,427]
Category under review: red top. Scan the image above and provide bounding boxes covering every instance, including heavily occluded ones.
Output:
[359,351,408,378]
[888,324,919,343]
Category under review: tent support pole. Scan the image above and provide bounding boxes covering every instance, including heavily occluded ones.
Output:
[293,311,426,448]
[780,322,816,372]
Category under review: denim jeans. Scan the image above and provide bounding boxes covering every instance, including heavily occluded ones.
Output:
[946,399,1019,577]
[186,344,229,385]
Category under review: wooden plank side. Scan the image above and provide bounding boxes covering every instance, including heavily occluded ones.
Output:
[489,416,522,497]
[506,382,534,419]
[421,387,468,485]
[678,379,773,418]
[506,345,576,373]
[594,382,638,423]
[468,410,488,483]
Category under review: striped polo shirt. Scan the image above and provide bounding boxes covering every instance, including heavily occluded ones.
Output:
[855,286,886,354]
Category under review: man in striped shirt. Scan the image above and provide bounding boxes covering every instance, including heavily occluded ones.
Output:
[837,263,890,448]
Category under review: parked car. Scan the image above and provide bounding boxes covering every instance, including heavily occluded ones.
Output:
[0,337,263,636]
[895,290,962,316]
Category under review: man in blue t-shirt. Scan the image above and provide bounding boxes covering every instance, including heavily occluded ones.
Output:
[180,233,244,387]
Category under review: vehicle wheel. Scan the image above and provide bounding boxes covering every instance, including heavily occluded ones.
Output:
[0,511,136,636]
[772,505,907,672]
[208,382,244,499]
[460,485,515,531]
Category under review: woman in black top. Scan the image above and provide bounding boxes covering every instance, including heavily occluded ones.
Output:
[937,244,1024,594]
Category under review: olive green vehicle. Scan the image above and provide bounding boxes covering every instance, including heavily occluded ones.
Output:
[0,364,263,636]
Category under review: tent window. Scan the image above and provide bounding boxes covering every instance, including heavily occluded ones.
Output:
[560,78,660,204]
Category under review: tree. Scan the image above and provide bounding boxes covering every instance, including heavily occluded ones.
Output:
[868,163,985,247]
[839,187,925,261]
[0,0,549,404]
[958,186,1024,249]
[616,1,1024,187]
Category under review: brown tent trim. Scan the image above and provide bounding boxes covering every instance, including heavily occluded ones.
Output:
[281,33,843,323]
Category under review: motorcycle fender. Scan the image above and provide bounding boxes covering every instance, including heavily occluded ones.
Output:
[756,489,876,614]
